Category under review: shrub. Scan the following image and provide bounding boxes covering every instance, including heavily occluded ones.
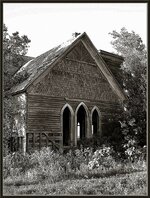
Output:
[3,152,31,179]
[123,140,147,162]
[88,145,115,170]
[3,145,147,184]
[64,147,94,171]
[30,147,66,182]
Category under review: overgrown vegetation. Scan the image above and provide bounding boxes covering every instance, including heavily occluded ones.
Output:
[3,24,31,156]
[3,26,147,195]
[109,27,147,148]
[3,24,31,91]
[3,146,147,195]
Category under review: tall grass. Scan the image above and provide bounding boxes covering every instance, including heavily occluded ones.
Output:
[3,145,147,195]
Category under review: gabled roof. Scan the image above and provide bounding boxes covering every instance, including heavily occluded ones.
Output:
[99,50,124,62]
[11,32,127,101]
[99,50,124,87]
[11,34,82,95]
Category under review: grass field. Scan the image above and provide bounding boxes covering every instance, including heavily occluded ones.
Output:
[3,171,147,195]
[3,147,147,196]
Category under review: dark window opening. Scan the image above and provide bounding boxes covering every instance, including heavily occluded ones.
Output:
[92,109,99,135]
[63,107,71,146]
[77,105,87,140]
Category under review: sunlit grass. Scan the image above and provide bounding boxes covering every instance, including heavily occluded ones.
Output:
[3,146,147,195]
[3,171,147,195]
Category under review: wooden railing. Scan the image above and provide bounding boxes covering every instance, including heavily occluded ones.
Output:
[26,132,63,152]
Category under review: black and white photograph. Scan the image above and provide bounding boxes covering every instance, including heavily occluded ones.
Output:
[2,2,147,196]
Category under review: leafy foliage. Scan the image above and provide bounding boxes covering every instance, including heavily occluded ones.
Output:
[3,24,31,91]
[3,146,146,179]
[109,28,147,148]
[3,24,31,155]
[3,147,147,195]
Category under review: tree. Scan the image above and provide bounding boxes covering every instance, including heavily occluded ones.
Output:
[3,24,31,155]
[109,27,147,148]
[3,24,31,91]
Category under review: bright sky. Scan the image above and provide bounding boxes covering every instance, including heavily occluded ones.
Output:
[3,3,147,57]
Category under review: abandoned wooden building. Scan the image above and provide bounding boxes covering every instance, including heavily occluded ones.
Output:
[10,32,127,153]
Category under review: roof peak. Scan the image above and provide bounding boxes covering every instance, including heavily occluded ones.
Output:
[11,32,126,100]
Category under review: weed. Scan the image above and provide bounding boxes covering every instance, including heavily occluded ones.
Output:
[3,146,147,195]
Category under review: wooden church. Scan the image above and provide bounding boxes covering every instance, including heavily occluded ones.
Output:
[11,32,127,153]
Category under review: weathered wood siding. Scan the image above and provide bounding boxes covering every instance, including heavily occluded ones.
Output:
[26,93,123,150]
[28,42,121,103]
[26,42,124,150]
[28,60,120,102]
[26,95,64,150]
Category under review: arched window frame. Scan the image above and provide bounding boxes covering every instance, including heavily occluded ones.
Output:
[91,106,102,136]
[75,102,90,146]
[61,103,74,147]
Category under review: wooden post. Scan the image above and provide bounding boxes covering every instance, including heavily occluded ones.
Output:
[11,137,13,152]
[33,133,35,150]
[39,133,41,150]
[17,137,20,151]
[26,133,28,153]
[45,134,48,147]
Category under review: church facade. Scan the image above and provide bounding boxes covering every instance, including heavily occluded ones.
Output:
[11,32,127,153]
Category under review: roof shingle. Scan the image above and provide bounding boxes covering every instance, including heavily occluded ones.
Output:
[11,34,82,94]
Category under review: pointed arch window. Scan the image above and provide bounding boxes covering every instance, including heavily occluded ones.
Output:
[61,104,74,146]
[75,102,89,144]
[91,107,101,136]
